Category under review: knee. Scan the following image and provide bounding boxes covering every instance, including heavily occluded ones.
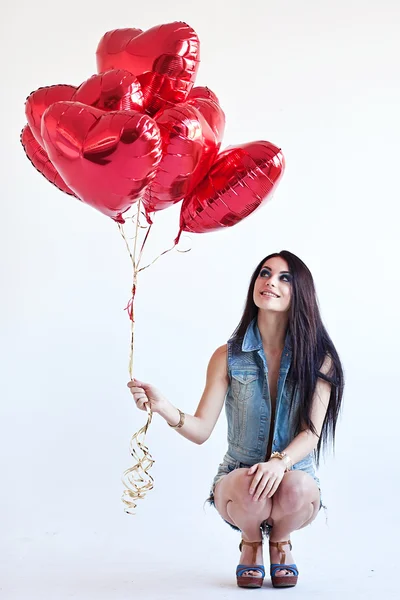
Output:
[228,468,262,509]
[274,475,310,514]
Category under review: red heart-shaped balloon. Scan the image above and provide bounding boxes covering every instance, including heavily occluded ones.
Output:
[176,141,285,239]
[25,70,144,150]
[142,99,224,215]
[74,69,144,114]
[186,87,225,145]
[96,22,200,115]
[25,84,77,147]
[23,70,146,202]
[42,102,162,222]
[20,125,77,196]
[187,86,220,103]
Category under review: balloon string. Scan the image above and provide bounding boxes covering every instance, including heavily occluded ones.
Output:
[118,201,155,515]
[117,208,192,515]
[138,232,193,274]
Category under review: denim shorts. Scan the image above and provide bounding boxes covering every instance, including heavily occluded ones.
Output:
[205,456,326,533]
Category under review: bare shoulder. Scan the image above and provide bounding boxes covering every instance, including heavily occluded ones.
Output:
[211,343,228,359]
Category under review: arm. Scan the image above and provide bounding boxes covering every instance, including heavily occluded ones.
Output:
[280,353,333,465]
[248,354,333,501]
[157,344,229,445]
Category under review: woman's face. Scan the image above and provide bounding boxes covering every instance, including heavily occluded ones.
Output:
[253,256,292,313]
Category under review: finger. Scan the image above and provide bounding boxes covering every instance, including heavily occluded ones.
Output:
[127,379,142,388]
[132,378,147,387]
[127,379,143,387]
[259,475,278,500]
[262,476,278,500]
[129,387,145,394]
[248,469,262,495]
[249,469,265,500]
[248,464,259,475]
[267,477,281,499]
[253,474,271,501]
[133,393,147,403]
[249,471,265,497]
[136,398,149,410]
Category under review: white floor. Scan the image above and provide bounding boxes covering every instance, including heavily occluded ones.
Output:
[1,504,397,600]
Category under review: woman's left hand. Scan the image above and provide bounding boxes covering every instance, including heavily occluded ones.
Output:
[248,459,286,501]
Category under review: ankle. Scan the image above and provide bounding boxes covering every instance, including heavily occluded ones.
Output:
[239,539,264,564]
[269,531,291,543]
[242,535,262,544]
[269,539,293,565]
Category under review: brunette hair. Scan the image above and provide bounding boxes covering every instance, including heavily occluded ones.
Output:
[231,250,344,466]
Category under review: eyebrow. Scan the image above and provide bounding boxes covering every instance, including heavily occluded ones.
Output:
[261,265,291,274]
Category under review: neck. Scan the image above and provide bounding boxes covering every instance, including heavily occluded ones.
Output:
[256,310,288,352]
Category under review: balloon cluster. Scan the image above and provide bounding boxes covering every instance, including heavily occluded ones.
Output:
[20,21,286,514]
[21,21,285,239]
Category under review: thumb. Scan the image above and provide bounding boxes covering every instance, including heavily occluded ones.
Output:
[132,378,147,387]
[248,465,257,475]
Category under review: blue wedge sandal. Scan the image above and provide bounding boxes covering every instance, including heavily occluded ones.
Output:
[236,540,265,588]
[269,539,299,588]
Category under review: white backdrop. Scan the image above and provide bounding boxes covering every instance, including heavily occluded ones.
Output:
[1,1,399,598]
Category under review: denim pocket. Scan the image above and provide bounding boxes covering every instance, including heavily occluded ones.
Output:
[231,369,259,402]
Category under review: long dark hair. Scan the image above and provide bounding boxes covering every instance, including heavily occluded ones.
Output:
[231,250,344,466]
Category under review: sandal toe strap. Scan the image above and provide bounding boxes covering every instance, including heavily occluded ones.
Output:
[270,563,298,577]
[236,564,266,578]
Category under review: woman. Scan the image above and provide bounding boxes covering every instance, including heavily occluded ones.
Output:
[128,250,344,589]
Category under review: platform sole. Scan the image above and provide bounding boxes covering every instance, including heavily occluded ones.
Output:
[237,576,264,588]
[271,575,298,588]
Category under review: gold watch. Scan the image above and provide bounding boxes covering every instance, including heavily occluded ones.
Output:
[270,451,292,471]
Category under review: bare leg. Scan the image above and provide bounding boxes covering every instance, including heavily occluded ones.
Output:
[213,468,320,578]
[214,468,272,576]
[268,471,320,576]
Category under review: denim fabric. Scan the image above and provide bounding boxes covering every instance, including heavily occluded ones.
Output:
[207,318,324,530]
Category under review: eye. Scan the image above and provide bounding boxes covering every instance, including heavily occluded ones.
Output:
[258,268,292,282]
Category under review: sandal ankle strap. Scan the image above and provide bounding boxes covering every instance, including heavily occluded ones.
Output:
[239,539,263,564]
[269,539,292,564]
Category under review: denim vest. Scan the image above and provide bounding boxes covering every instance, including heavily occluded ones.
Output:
[224,318,315,475]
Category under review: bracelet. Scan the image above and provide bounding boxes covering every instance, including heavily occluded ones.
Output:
[168,408,185,429]
[270,451,292,471]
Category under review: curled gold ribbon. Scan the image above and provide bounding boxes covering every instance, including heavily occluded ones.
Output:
[121,404,155,513]
[118,204,192,514]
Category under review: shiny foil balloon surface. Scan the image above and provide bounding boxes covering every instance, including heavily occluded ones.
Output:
[186,88,225,145]
[187,86,219,103]
[25,70,144,149]
[142,99,225,214]
[96,22,200,115]
[20,125,76,196]
[25,84,76,147]
[177,141,285,236]
[41,102,162,223]
[73,69,144,112]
